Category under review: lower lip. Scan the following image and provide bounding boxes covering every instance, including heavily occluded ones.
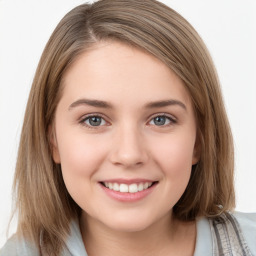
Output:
[100,183,157,202]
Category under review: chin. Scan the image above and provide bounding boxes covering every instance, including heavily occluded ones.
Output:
[108,220,152,233]
[100,211,158,233]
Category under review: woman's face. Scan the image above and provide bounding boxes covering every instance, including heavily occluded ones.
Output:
[52,41,199,232]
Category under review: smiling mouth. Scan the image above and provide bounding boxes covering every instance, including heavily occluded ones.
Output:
[100,181,158,193]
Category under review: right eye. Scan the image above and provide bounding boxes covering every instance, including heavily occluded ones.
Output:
[81,115,107,128]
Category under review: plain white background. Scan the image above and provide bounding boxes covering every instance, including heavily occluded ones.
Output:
[0,0,255,248]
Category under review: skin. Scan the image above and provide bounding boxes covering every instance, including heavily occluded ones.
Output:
[51,41,200,255]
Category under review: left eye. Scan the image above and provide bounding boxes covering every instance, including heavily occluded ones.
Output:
[149,115,173,126]
[84,116,106,127]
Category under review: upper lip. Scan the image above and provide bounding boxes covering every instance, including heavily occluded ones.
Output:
[100,178,157,185]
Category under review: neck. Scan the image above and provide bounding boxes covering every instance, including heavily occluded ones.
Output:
[80,212,196,256]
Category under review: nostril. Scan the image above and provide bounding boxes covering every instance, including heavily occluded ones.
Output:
[109,135,149,167]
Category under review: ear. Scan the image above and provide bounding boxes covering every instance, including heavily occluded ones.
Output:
[48,124,61,164]
[192,135,201,165]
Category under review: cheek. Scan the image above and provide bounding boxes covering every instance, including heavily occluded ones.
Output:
[145,133,196,214]
[151,133,195,179]
[56,130,110,209]
[56,128,109,179]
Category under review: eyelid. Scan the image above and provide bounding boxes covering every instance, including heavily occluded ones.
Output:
[79,113,110,128]
[147,113,177,125]
[78,112,177,129]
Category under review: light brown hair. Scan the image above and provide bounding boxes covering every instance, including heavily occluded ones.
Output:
[13,0,235,254]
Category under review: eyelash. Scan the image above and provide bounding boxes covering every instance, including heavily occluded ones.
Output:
[148,113,177,127]
[79,113,108,129]
[79,113,177,129]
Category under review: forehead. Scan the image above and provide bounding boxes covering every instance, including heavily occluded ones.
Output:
[61,41,192,108]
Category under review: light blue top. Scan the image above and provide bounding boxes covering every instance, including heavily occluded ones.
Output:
[1,212,256,256]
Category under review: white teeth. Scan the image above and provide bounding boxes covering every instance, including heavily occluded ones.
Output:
[138,183,144,191]
[120,184,129,192]
[113,183,119,191]
[143,182,149,189]
[103,182,154,193]
[129,184,138,193]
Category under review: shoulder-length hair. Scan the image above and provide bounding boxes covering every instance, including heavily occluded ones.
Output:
[13,0,235,254]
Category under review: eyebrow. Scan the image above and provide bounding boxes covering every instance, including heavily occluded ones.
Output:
[145,99,187,110]
[68,98,187,111]
[69,99,113,110]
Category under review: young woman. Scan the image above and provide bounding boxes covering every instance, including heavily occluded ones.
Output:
[1,0,255,255]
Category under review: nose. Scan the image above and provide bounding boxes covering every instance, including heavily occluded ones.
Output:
[109,124,149,168]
